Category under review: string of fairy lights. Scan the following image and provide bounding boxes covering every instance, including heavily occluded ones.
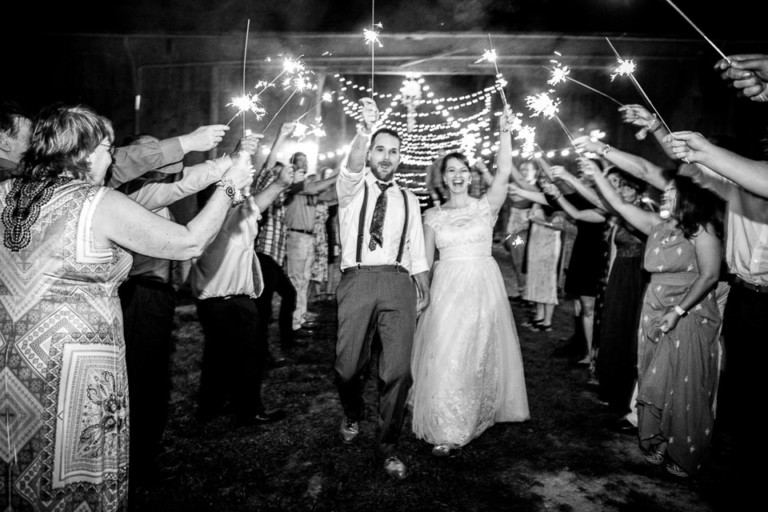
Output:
[312,73,601,201]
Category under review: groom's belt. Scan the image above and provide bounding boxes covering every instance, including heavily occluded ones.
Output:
[341,265,409,274]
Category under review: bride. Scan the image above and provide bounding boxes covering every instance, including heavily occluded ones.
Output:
[410,108,530,456]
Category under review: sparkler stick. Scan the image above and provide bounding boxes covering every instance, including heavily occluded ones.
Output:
[605,38,672,134]
[545,66,623,106]
[663,0,730,63]
[295,92,334,122]
[525,92,580,154]
[263,89,298,132]
[240,19,250,137]
[477,34,508,108]
[363,1,383,98]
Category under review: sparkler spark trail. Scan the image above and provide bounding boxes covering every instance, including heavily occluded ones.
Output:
[605,38,672,134]
[226,94,267,126]
[515,125,537,156]
[525,91,579,152]
[547,62,570,86]
[546,62,624,106]
[365,1,383,98]
[478,35,508,108]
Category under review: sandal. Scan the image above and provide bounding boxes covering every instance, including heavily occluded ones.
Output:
[666,462,689,478]
[644,450,665,466]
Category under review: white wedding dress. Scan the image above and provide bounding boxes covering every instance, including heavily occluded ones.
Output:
[411,196,530,447]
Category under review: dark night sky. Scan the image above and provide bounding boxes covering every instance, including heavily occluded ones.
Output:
[9,0,763,41]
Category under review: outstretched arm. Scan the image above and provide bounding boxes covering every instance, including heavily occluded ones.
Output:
[549,162,607,211]
[618,104,674,159]
[666,130,768,199]
[347,98,379,173]
[264,122,296,171]
[487,108,515,214]
[580,159,658,235]
[574,134,667,191]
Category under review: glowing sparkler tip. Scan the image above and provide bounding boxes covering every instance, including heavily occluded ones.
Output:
[548,64,571,86]
[611,59,636,82]
[476,49,498,64]
[525,92,560,119]
[227,94,267,120]
[364,28,383,47]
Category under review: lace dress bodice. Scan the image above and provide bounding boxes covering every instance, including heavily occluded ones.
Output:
[426,197,494,260]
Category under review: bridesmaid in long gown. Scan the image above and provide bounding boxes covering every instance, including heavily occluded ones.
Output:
[585,160,724,478]
[411,109,529,456]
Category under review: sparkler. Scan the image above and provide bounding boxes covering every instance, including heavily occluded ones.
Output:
[525,91,579,153]
[262,56,317,133]
[663,0,729,63]
[295,91,334,122]
[477,35,509,108]
[239,19,250,136]
[547,60,623,107]
[226,94,267,126]
[364,0,383,98]
[605,38,672,134]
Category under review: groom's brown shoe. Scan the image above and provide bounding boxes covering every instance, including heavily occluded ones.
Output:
[340,417,359,444]
[383,455,407,480]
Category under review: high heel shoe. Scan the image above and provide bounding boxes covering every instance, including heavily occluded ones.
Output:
[522,318,544,329]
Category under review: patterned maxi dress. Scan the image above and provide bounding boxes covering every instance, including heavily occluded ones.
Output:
[1,179,133,511]
[637,221,720,475]
[410,197,529,447]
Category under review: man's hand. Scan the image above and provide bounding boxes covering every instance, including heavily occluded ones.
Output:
[576,157,600,177]
[223,151,255,191]
[180,125,230,153]
[279,122,297,138]
[358,97,379,134]
[664,131,711,164]
[234,132,264,156]
[276,164,296,187]
[572,135,600,154]
[716,54,768,102]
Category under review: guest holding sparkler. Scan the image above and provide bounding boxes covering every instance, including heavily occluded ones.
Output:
[507,171,565,330]
[540,160,610,375]
[661,126,768,492]
[0,104,254,511]
[565,153,650,427]
[410,107,529,457]
[582,158,724,479]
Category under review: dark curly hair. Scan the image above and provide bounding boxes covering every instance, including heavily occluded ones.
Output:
[20,104,113,181]
[672,173,724,240]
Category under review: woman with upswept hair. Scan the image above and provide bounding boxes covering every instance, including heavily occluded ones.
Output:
[0,104,253,510]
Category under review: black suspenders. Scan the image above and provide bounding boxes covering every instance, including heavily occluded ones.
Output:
[355,181,409,266]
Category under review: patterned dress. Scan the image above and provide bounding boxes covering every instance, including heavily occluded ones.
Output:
[637,221,720,475]
[410,197,529,447]
[310,202,330,284]
[522,204,563,306]
[1,179,133,511]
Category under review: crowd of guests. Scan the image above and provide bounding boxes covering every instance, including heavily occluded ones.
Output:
[2,50,768,509]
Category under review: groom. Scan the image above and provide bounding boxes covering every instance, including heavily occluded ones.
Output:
[333,98,430,480]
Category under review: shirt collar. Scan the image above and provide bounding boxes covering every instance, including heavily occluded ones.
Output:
[364,168,398,190]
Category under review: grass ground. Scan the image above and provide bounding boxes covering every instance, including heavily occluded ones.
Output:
[130,244,734,511]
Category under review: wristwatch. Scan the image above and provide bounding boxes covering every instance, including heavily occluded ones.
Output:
[216,176,243,204]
